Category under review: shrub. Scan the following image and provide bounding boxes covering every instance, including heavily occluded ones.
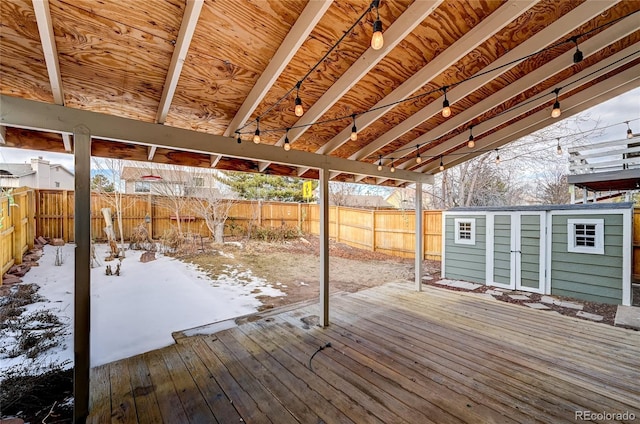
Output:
[252,225,300,242]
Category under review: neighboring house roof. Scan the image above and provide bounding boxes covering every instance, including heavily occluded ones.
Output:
[121,166,194,182]
[332,194,392,208]
[0,164,36,178]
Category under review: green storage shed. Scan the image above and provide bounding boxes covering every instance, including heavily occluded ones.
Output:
[442,203,633,305]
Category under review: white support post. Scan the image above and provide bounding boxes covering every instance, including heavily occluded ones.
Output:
[319,168,330,327]
[583,188,588,204]
[570,184,576,204]
[73,124,91,422]
[415,183,423,292]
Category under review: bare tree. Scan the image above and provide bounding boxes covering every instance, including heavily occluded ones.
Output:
[536,165,571,204]
[190,171,236,244]
[93,158,136,256]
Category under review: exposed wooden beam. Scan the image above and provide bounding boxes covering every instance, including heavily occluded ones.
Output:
[224,0,333,137]
[32,0,64,104]
[156,0,204,124]
[295,0,540,177]
[147,145,157,160]
[422,66,640,173]
[62,133,72,151]
[0,95,432,185]
[210,154,221,168]
[350,0,619,164]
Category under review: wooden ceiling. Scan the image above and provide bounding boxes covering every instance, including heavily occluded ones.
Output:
[1,0,639,186]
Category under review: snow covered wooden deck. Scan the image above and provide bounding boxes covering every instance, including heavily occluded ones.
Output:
[88,282,640,423]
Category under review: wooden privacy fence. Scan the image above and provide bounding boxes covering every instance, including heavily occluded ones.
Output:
[2,188,444,279]
[1,187,35,277]
[32,190,443,261]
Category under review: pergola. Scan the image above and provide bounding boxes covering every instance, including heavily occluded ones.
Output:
[1,0,639,421]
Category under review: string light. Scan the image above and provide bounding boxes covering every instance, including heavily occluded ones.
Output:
[253,117,261,144]
[439,156,444,171]
[237,134,242,144]
[572,37,583,64]
[551,88,562,118]
[377,155,383,171]
[556,138,562,155]
[390,159,395,172]
[467,126,475,148]
[371,0,384,50]
[350,115,358,141]
[441,86,452,118]
[626,121,634,139]
[415,146,422,164]
[495,149,501,164]
[284,128,291,151]
[294,82,304,117]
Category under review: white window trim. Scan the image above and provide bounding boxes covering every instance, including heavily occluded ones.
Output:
[454,218,476,245]
[567,218,604,255]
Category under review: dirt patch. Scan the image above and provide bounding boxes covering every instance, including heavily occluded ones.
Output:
[181,236,435,311]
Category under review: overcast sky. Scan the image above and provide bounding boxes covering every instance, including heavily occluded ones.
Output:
[1,86,639,173]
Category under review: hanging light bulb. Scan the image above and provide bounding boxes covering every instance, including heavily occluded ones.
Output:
[626,121,634,139]
[253,117,261,144]
[284,128,291,151]
[551,88,561,118]
[237,135,242,144]
[390,160,395,173]
[495,150,501,164]
[441,86,451,118]
[371,0,383,50]
[467,126,475,148]
[377,156,383,171]
[439,157,445,171]
[415,146,422,164]
[294,82,304,117]
[572,37,583,64]
[350,115,358,141]
[556,138,562,155]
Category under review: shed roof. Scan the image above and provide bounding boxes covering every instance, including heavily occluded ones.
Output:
[448,202,634,212]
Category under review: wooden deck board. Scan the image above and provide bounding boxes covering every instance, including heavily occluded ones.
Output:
[88,283,640,423]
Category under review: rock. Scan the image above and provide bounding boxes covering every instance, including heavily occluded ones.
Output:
[524,303,551,310]
[577,311,603,321]
[36,236,48,245]
[8,264,30,277]
[508,295,530,300]
[2,274,22,285]
[299,237,310,244]
[140,251,156,263]
[0,418,25,424]
[52,238,65,246]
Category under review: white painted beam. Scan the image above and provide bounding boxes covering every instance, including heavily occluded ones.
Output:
[224,0,333,137]
[423,67,640,172]
[62,133,72,151]
[414,48,640,173]
[0,95,432,185]
[353,1,622,171]
[210,154,221,168]
[147,145,157,161]
[0,126,5,144]
[156,0,204,124]
[32,0,64,104]
[297,0,540,177]
[255,0,443,174]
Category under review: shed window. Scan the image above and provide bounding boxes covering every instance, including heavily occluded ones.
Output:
[567,219,604,255]
[134,181,151,193]
[454,218,476,245]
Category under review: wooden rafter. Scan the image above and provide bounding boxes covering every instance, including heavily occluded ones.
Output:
[421,65,640,172]
[32,0,63,105]
[225,0,333,138]
[299,0,540,178]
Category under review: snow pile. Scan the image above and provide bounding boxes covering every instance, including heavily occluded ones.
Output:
[0,244,285,371]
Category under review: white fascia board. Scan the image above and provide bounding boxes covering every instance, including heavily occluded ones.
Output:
[0,95,432,184]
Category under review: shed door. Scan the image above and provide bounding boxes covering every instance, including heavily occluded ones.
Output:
[488,212,545,293]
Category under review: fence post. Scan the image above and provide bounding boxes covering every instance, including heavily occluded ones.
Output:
[147,194,153,239]
[12,193,23,265]
[27,190,35,249]
[371,209,375,251]
[335,206,340,242]
[62,190,69,242]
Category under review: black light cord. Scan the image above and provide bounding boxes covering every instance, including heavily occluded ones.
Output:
[308,342,332,372]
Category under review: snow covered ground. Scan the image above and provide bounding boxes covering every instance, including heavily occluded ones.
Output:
[0,243,285,372]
